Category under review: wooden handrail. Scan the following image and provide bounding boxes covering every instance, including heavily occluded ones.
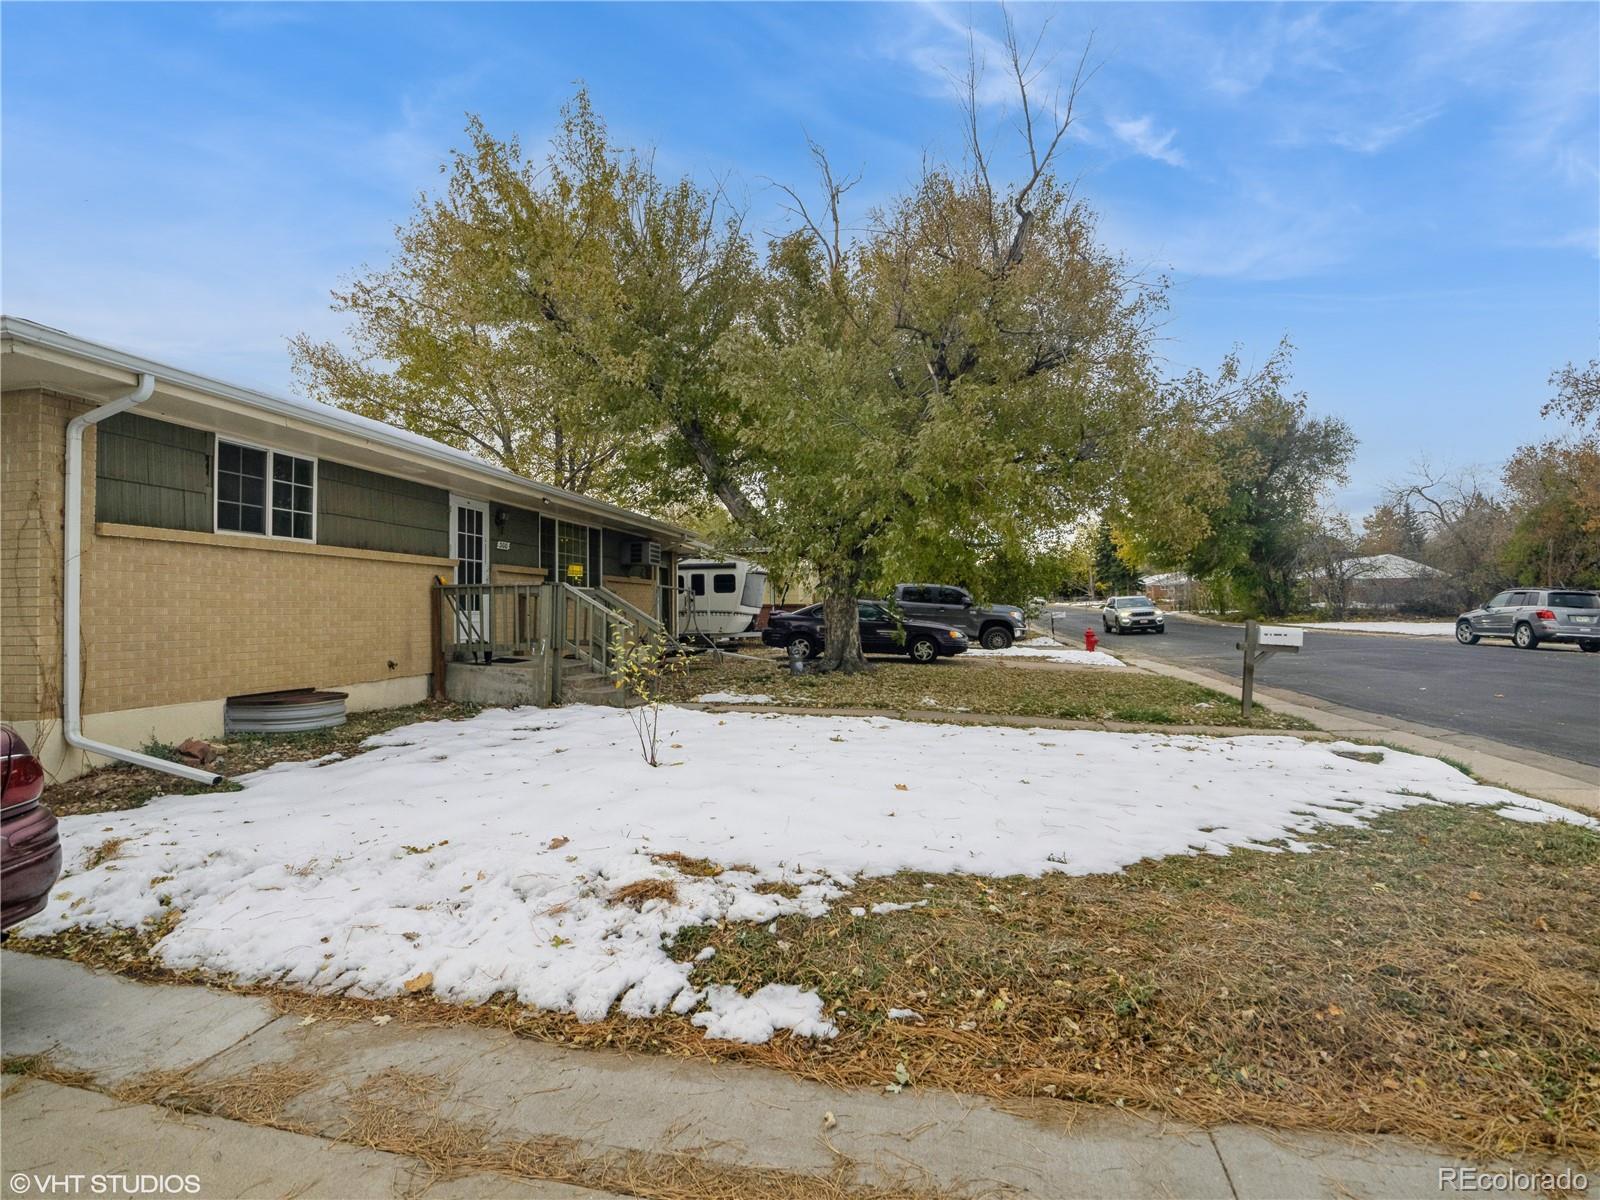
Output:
[559,582,630,679]
[596,585,678,650]
[436,582,551,663]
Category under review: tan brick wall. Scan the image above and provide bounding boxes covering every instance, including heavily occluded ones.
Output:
[82,526,448,714]
[3,389,452,722]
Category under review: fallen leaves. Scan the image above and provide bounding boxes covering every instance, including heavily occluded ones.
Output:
[403,971,434,994]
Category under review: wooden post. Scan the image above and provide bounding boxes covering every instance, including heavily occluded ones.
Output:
[430,577,447,701]
[540,583,558,705]
[1239,618,1259,721]
[552,585,563,700]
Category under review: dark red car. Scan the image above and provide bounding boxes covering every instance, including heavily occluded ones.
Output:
[2,725,61,930]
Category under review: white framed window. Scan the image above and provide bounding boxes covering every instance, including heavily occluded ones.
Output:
[216,438,316,541]
[557,520,593,586]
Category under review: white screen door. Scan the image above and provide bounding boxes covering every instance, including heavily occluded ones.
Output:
[450,496,490,648]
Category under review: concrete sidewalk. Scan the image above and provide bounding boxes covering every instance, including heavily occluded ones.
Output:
[3,953,1592,1199]
[1028,622,1600,816]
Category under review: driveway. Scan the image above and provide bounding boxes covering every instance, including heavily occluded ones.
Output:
[1099,615,1600,768]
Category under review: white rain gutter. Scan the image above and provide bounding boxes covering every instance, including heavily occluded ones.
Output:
[63,373,223,786]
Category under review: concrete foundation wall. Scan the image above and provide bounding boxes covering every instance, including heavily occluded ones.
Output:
[443,661,550,708]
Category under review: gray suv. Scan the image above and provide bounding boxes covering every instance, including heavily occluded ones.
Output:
[1455,589,1600,651]
[889,585,1025,649]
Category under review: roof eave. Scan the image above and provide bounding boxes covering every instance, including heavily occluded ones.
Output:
[0,315,694,546]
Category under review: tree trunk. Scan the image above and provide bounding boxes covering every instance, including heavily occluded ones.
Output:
[818,578,869,673]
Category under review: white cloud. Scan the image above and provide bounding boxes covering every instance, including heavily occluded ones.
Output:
[1107,115,1186,167]
[1328,106,1441,154]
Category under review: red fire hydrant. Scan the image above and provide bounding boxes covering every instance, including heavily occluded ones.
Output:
[1084,628,1098,652]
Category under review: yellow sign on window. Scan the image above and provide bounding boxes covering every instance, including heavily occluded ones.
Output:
[566,562,584,579]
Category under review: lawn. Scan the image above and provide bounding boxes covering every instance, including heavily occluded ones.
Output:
[660,650,1312,730]
[12,703,1595,1165]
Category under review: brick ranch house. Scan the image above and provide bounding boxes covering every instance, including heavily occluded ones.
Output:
[1,317,693,781]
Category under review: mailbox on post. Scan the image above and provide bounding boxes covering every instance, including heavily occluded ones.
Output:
[1236,620,1303,720]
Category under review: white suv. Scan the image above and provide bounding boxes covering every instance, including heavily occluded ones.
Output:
[1101,595,1166,635]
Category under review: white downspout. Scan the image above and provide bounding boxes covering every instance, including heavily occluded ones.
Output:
[63,374,223,786]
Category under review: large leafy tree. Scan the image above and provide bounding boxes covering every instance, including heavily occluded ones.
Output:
[703,30,1170,668]
[1500,359,1600,588]
[1384,465,1511,607]
[1120,342,1354,618]
[299,28,1202,671]
[292,93,754,509]
[1130,344,1354,618]
[1091,520,1142,595]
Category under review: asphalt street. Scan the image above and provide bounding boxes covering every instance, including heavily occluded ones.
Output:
[1057,613,1600,767]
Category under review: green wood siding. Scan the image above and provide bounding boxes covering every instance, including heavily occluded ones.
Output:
[94,412,212,532]
[540,515,557,573]
[494,505,541,568]
[317,461,449,557]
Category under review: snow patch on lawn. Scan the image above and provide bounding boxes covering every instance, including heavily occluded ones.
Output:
[694,692,776,705]
[25,705,1590,1046]
[1286,621,1456,637]
[692,983,837,1042]
[966,643,1125,667]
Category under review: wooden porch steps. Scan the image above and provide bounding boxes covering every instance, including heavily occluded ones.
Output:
[559,662,636,708]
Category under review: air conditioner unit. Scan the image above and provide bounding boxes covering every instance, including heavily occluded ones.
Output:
[622,540,662,568]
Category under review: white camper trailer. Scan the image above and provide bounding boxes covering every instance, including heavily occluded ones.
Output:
[677,558,769,641]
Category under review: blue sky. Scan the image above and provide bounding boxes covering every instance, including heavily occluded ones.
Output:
[3,2,1595,512]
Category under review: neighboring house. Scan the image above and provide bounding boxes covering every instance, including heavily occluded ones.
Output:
[1304,553,1446,611]
[1,317,693,780]
[1142,571,1191,606]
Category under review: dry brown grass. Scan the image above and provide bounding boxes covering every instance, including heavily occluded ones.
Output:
[612,878,681,908]
[661,653,1311,729]
[12,804,1598,1167]
[82,837,127,870]
[754,881,803,899]
[128,1063,325,1127]
[652,851,725,877]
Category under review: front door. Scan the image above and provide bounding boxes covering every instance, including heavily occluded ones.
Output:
[451,496,490,649]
